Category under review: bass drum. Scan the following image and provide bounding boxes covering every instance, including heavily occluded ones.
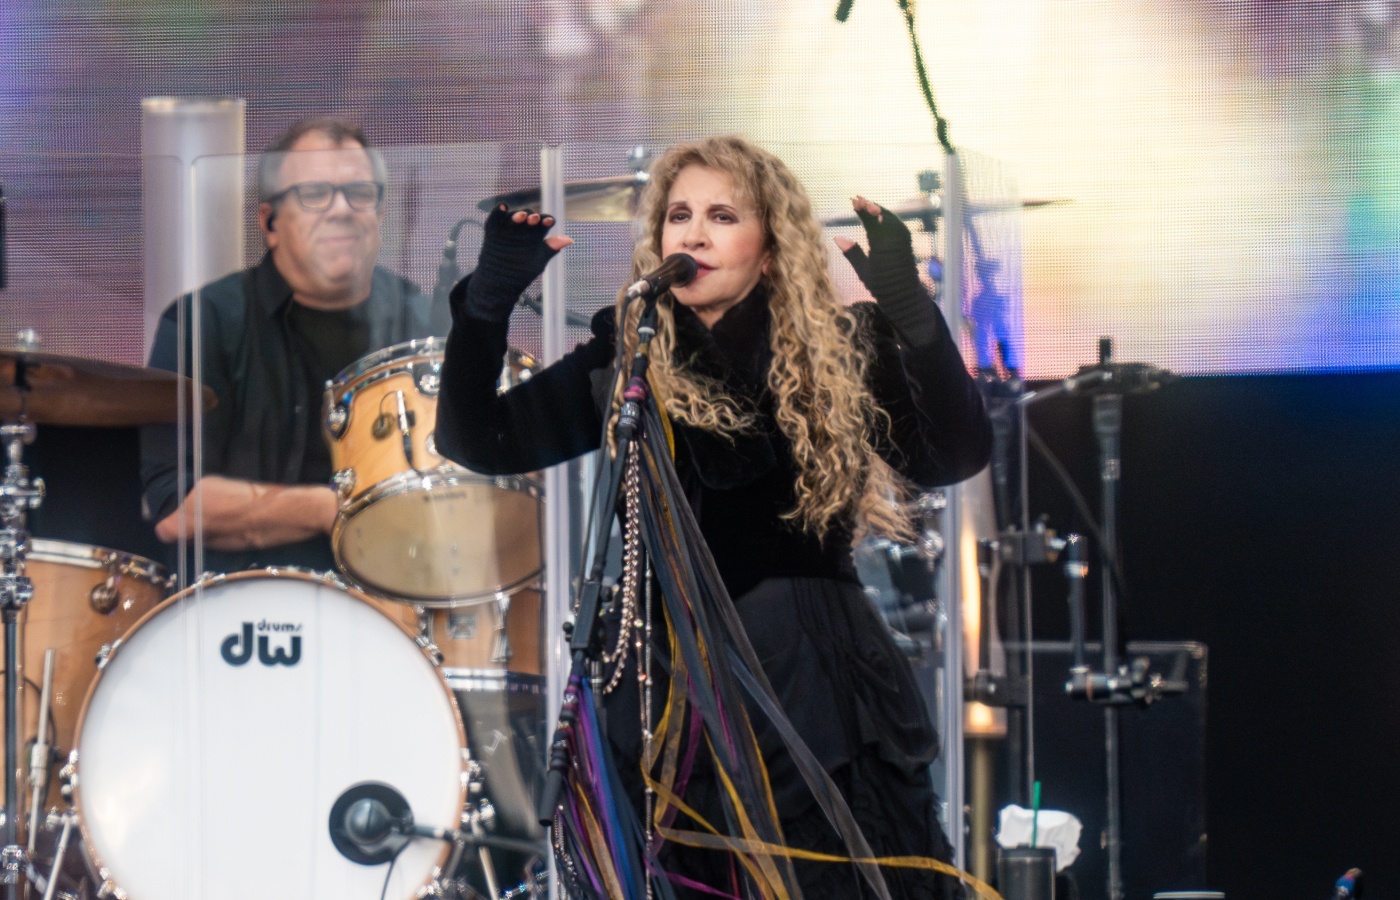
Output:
[72,571,467,900]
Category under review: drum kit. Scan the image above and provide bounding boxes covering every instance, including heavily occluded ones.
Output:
[0,334,556,899]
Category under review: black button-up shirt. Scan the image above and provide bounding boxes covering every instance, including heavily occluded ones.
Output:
[140,252,449,574]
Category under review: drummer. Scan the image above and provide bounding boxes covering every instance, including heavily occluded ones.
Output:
[140,117,451,574]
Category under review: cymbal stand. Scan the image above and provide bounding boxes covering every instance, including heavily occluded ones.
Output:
[0,413,44,900]
[27,649,54,855]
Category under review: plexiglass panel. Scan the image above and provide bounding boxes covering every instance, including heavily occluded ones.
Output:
[0,137,1034,897]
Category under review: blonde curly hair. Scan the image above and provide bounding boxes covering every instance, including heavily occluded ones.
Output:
[610,135,913,543]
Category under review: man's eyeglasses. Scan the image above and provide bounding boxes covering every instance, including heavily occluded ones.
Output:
[268,181,384,212]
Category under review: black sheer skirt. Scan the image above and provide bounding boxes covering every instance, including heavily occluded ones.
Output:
[604,576,964,900]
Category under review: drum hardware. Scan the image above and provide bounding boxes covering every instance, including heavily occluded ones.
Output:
[0,414,44,899]
[489,592,513,666]
[376,389,419,470]
[332,468,356,500]
[56,754,74,803]
[418,366,441,396]
[26,649,54,852]
[25,810,77,900]
[325,404,350,440]
[461,759,501,900]
[857,490,948,645]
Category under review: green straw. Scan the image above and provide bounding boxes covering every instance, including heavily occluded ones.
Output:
[1030,780,1042,847]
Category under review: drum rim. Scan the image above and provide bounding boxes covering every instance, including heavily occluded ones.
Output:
[332,471,544,607]
[327,336,446,392]
[68,567,469,897]
[28,538,170,587]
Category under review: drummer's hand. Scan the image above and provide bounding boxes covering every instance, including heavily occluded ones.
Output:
[833,195,918,301]
[455,204,574,322]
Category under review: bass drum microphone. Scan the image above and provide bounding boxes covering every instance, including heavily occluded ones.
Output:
[329,781,551,866]
[328,782,414,865]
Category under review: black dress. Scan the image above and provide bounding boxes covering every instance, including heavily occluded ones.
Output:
[437,283,991,899]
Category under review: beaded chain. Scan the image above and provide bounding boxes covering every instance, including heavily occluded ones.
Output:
[601,440,644,696]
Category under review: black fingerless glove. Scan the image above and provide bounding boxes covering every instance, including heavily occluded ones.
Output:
[840,206,941,346]
[452,204,563,323]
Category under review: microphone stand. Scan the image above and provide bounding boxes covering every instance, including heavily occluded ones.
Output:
[536,295,660,828]
[1044,338,1184,900]
[432,218,473,308]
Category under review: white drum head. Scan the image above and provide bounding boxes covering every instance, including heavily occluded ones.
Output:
[74,572,466,900]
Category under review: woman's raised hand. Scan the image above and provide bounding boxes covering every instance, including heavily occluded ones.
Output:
[454,204,574,322]
[833,195,915,295]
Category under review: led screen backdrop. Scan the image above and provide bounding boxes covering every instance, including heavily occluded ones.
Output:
[0,0,1395,377]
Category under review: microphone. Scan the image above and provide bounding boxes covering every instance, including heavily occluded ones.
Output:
[329,782,412,865]
[517,288,593,329]
[394,390,415,470]
[433,217,473,303]
[624,253,698,301]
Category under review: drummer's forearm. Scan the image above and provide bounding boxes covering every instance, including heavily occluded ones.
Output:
[154,476,338,550]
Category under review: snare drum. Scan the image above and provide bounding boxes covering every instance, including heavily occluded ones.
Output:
[324,339,543,605]
[72,570,467,900]
[12,540,170,817]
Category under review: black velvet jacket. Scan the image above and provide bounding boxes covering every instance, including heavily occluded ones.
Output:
[436,284,991,598]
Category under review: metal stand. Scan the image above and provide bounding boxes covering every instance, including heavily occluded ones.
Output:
[0,418,45,900]
[1048,339,1185,900]
[536,296,660,828]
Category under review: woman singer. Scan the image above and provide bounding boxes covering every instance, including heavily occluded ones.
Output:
[436,135,992,899]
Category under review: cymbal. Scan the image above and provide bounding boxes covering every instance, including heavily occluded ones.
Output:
[0,350,217,427]
[822,196,1071,228]
[823,196,940,229]
[479,173,649,223]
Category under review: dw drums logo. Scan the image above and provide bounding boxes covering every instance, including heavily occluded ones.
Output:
[221,620,303,667]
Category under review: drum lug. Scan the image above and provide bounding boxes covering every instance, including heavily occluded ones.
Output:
[415,362,441,397]
[489,591,512,665]
[325,403,350,440]
[94,640,120,670]
[59,750,77,801]
[468,798,496,831]
[90,554,122,615]
[96,871,126,899]
[415,632,443,665]
[332,468,357,500]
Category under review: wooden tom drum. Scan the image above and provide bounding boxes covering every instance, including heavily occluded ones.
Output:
[323,339,542,606]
